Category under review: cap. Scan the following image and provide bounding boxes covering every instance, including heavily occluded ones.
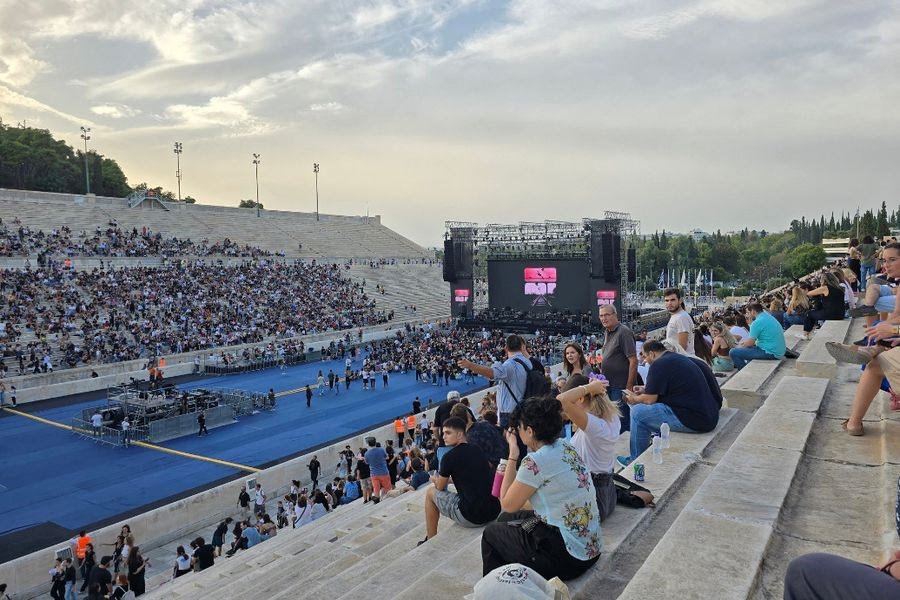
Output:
[468,564,563,600]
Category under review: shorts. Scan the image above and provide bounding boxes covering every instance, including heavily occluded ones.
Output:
[874,285,897,313]
[877,346,900,391]
[359,477,373,494]
[371,474,393,495]
[432,489,479,527]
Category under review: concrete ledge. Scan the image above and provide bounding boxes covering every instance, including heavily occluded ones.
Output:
[721,359,782,412]
[565,407,740,599]
[796,319,852,378]
[618,375,829,600]
[720,325,805,412]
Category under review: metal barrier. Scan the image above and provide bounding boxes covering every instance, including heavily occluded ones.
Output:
[72,418,125,446]
[205,353,308,376]
[147,405,234,442]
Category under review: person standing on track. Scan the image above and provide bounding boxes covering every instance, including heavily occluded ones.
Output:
[305,384,313,408]
[197,411,208,436]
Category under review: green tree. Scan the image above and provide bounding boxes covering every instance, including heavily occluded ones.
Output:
[787,243,826,278]
[239,199,263,209]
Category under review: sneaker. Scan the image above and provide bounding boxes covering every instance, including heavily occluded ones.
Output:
[849,305,878,318]
[616,455,631,469]
[825,342,875,365]
[416,537,429,547]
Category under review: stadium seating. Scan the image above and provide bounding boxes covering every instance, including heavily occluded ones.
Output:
[0,189,429,259]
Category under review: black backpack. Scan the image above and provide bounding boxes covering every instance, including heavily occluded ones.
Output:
[503,357,551,405]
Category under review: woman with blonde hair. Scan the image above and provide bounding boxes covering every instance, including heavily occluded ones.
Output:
[709,322,738,372]
[557,374,620,521]
[784,286,810,327]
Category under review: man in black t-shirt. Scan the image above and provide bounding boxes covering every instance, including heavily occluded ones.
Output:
[88,557,113,596]
[308,456,321,489]
[192,537,215,570]
[432,391,460,447]
[419,417,500,545]
[618,340,720,466]
[355,457,372,503]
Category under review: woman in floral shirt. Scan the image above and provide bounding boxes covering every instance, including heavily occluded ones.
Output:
[481,396,603,580]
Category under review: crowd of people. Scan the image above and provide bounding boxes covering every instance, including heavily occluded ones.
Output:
[0,218,278,259]
[0,260,389,371]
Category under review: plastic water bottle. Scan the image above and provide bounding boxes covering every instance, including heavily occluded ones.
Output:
[652,435,663,464]
[491,459,507,497]
[660,422,670,449]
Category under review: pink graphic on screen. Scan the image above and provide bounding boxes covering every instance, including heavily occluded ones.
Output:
[454,288,470,303]
[596,290,617,305]
[524,267,557,296]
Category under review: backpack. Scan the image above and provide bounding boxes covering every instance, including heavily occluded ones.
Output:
[503,357,551,405]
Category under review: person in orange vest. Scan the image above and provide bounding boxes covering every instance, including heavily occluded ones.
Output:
[72,530,92,578]
[406,414,416,441]
[394,417,406,446]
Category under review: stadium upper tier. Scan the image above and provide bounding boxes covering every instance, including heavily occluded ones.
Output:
[0,189,429,259]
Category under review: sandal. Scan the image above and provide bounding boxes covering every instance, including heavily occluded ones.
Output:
[825,342,875,365]
[841,419,864,436]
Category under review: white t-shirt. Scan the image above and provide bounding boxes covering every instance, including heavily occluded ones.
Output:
[91,413,102,427]
[729,326,749,341]
[176,554,191,571]
[571,413,621,474]
[666,310,695,355]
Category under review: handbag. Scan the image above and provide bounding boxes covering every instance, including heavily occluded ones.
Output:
[613,473,655,508]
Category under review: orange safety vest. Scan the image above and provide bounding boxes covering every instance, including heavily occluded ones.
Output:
[407,415,416,429]
[75,534,91,559]
[394,419,405,433]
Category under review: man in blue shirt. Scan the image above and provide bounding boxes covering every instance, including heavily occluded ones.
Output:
[729,303,786,370]
[364,437,392,501]
[458,334,529,428]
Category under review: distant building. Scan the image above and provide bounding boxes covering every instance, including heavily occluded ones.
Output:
[689,228,709,242]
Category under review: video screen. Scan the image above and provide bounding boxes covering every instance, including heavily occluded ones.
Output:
[488,259,590,313]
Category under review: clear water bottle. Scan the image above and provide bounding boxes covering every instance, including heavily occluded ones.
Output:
[652,435,663,464]
[660,422,670,449]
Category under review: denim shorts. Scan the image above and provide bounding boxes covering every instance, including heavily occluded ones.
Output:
[433,489,479,527]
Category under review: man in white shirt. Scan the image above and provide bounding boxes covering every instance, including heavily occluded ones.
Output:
[664,288,695,355]
[121,416,130,447]
[254,484,267,520]
[91,410,103,437]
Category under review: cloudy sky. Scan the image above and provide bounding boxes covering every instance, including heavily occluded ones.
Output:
[1,0,897,246]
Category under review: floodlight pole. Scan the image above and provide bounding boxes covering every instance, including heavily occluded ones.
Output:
[80,126,91,194]
[252,154,261,217]
[313,163,320,221]
[173,142,183,201]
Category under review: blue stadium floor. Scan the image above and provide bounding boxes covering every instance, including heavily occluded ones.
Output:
[0,355,484,545]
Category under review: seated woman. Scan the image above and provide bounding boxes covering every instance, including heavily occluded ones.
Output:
[768,298,786,328]
[557,375,620,521]
[481,397,602,581]
[784,285,810,327]
[709,321,738,372]
[803,271,846,338]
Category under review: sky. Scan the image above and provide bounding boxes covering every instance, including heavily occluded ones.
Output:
[0,0,898,247]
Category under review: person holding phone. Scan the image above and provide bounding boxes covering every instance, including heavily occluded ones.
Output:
[481,397,602,580]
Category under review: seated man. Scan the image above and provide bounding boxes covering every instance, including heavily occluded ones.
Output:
[617,340,720,467]
[420,417,500,545]
[729,302,786,370]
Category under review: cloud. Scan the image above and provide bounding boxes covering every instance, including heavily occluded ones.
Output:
[309,102,345,112]
[0,84,91,126]
[90,104,141,119]
[0,38,49,87]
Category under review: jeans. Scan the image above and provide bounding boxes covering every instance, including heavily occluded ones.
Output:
[860,264,876,291]
[64,582,77,600]
[783,313,805,327]
[784,553,900,600]
[628,403,695,462]
[729,346,778,370]
[608,388,629,432]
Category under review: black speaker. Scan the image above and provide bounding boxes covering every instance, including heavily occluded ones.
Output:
[443,239,456,282]
[602,234,620,282]
[590,233,603,278]
[627,248,636,283]
[454,241,474,279]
